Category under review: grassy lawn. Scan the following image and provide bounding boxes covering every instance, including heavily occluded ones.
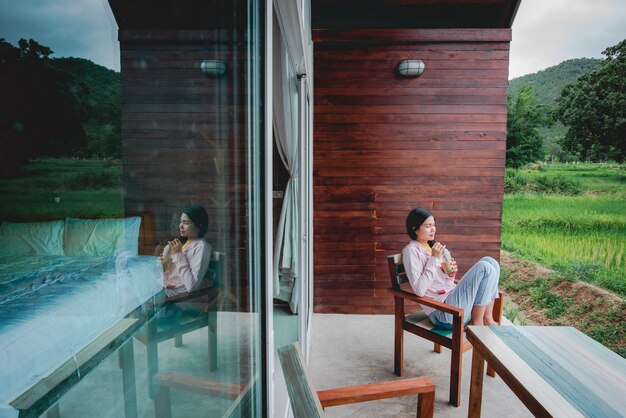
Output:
[0,158,124,219]
[502,163,626,297]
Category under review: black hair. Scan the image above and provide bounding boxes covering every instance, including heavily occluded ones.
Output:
[183,205,209,237]
[405,207,435,246]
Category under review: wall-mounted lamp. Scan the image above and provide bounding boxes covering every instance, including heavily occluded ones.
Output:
[200,60,227,77]
[396,60,425,78]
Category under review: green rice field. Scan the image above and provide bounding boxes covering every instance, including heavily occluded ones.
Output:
[502,163,626,297]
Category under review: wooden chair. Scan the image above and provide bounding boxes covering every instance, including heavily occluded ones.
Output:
[387,253,503,407]
[135,250,223,397]
[278,342,435,418]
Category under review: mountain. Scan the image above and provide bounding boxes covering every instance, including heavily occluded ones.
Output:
[508,58,602,139]
[508,58,602,106]
[50,57,120,123]
[50,57,121,157]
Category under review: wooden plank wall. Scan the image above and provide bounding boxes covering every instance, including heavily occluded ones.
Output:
[313,29,511,314]
[118,30,253,308]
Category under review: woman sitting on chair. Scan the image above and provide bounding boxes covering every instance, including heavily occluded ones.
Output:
[161,205,212,296]
[402,207,500,328]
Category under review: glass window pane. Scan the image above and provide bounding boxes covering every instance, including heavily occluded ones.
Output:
[0,1,264,417]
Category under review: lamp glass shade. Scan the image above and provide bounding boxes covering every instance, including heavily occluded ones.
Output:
[397,60,425,78]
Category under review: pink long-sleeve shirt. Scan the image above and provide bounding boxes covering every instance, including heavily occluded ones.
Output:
[402,240,456,315]
[162,239,212,295]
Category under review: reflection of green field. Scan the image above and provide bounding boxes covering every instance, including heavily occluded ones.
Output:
[502,164,626,297]
[0,158,124,219]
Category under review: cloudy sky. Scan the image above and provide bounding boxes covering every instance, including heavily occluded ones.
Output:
[509,0,626,78]
[0,0,119,70]
[1,0,625,79]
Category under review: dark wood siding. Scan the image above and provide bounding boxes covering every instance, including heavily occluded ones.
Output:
[313,29,511,314]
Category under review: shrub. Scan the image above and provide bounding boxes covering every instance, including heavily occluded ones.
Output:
[504,169,525,194]
[533,174,582,194]
[504,169,582,195]
[522,162,547,171]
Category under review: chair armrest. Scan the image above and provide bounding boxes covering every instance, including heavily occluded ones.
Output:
[165,284,216,304]
[158,284,216,305]
[317,376,435,408]
[388,288,464,317]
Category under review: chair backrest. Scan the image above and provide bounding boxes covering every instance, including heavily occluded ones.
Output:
[277,342,326,418]
[206,250,224,286]
[387,254,409,290]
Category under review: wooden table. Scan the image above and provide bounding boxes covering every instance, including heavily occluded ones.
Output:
[466,326,626,418]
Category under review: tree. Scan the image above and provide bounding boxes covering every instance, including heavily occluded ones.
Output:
[556,39,626,162]
[0,38,87,177]
[506,86,551,168]
[51,57,122,159]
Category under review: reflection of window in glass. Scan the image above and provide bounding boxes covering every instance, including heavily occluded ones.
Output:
[0,0,264,416]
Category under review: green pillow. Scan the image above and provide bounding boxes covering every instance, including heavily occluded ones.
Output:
[64,217,141,257]
[0,220,65,256]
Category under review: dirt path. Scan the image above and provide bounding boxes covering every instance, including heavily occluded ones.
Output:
[499,251,625,357]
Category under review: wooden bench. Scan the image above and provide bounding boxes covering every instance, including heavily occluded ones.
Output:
[278,342,436,418]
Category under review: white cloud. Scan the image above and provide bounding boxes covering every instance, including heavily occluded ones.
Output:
[509,0,626,79]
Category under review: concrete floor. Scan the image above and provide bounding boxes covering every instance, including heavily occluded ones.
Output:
[308,313,533,418]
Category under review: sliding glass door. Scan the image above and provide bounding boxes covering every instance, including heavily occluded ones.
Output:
[0,1,265,416]
[270,0,314,414]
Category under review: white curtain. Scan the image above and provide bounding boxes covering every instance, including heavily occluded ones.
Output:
[273,13,300,313]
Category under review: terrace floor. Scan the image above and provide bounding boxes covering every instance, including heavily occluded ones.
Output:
[308,313,533,418]
[41,310,533,417]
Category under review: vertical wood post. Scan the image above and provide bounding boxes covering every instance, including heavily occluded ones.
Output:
[468,348,486,418]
